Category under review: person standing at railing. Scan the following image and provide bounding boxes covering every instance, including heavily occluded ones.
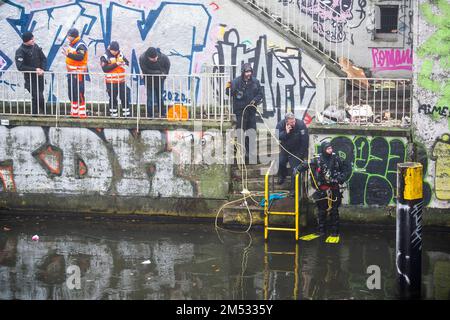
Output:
[139,47,170,118]
[226,63,263,164]
[100,41,130,117]
[15,31,47,116]
[62,28,88,118]
[275,112,309,195]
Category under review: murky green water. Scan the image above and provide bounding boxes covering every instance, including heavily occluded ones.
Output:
[0,214,449,300]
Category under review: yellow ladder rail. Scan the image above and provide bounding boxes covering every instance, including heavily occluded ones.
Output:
[263,242,299,300]
[264,165,300,241]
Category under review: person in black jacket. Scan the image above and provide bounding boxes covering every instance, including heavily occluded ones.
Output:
[227,63,264,164]
[15,31,47,115]
[295,141,351,240]
[139,47,170,118]
[276,112,309,194]
[100,41,130,117]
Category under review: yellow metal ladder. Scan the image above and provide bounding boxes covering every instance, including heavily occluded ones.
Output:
[264,164,300,241]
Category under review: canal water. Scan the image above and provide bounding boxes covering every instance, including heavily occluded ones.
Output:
[0,213,449,300]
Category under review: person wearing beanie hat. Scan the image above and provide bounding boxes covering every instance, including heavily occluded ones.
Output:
[294,141,350,243]
[62,28,88,118]
[15,31,47,115]
[226,62,264,164]
[109,41,120,52]
[100,41,130,117]
[67,28,79,38]
[139,47,171,118]
[21,31,34,43]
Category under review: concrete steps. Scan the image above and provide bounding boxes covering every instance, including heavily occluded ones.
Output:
[232,178,293,193]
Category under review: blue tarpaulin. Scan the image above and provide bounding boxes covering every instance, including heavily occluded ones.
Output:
[259,193,287,207]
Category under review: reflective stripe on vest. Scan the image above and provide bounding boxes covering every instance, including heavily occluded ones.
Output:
[66,37,88,73]
[103,54,126,83]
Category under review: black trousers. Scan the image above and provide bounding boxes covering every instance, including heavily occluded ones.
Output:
[106,82,130,116]
[146,77,165,117]
[235,111,257,164]
[67,73,85,105]
[316,188,342,234]
[278,150,302,192]
[25,75,45,115]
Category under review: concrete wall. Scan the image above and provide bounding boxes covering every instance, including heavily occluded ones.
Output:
[0,0,335,127]
[412,0,449,209]
[0,119,231,214]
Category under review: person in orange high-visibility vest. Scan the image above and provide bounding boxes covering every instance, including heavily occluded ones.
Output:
[62,28,88,118]
[100,41,130,117]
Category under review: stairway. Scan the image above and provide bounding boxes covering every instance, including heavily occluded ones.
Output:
[231,0,349,76]
[222,131,310,227]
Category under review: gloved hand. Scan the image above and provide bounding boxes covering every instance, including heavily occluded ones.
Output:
[293,162,307,175]
[312,190,326,202]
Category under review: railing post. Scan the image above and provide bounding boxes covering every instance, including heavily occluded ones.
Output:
[396,162,423,299]
[190,75,196,120]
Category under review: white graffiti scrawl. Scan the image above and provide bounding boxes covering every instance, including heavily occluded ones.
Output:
[215,29,316,124]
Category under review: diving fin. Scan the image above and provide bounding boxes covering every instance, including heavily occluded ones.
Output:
[325,235,340,244]
[299,233,322,241]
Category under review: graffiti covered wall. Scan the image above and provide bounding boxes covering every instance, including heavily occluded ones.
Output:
[0,125,229,200]
[0,0,337,126]
[412,0,450,208]
[275,0,414,77]
[311,133,433,207]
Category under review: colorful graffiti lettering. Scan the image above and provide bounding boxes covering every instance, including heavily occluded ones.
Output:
[296,0,367,43]
[431,133,450,200]
[320,136,432,206]
[0,0,213,113]
[215,28,315,123]
[371,48,413,71]
[0,0,211,76]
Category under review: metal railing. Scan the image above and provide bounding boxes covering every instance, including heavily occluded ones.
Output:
[240,0,351,65]
[315,76,412,126]
[0,70,231,122]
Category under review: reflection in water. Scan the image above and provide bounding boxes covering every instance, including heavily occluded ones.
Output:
[0,215,449,300]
